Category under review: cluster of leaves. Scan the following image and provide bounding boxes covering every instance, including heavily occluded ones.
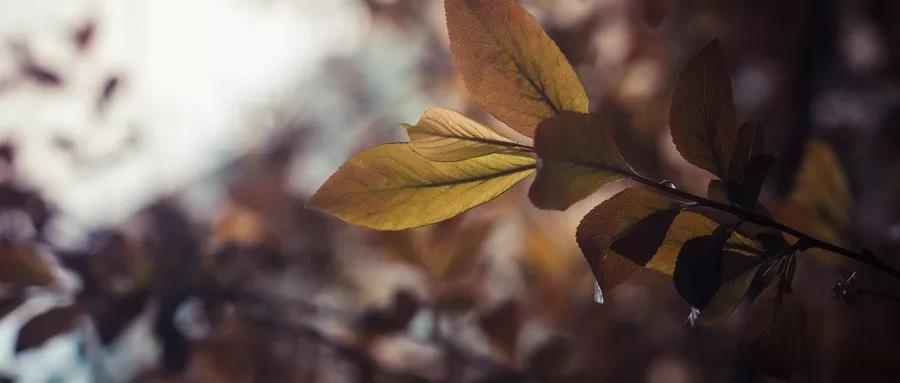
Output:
[310,0,864,379]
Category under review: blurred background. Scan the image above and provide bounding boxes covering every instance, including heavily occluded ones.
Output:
[0,0,899,382]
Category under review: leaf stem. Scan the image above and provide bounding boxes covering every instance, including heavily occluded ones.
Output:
[620,173,900,282]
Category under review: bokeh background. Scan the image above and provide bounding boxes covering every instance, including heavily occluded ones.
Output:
[0,0,899,382]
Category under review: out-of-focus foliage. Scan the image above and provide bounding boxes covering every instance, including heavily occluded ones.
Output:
[1,0,899,382]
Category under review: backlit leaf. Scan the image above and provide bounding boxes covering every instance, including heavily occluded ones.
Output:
[787,139,851,233]
[669,40,737,179]
[445,0,588,137]
[774,139,851,265]
[651,208,760,275]
[727,121,765,183]
[529,112,631,210]
[576,187,681,293]
[405,108,529,162]
[309,144,534,230]
[743,278,806,379]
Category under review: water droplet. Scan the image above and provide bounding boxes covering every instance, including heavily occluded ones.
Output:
[593,281,604,304]
[684,307,700,327]
[660,180,676,189]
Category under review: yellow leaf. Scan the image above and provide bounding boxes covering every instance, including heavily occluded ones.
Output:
[576,187,681,293]
[650,209,759,275]
[308,143,535,230]
[788,139,852,232]
[775,139,852,266]
[669,40,737,178]
[529,112,630,210]
[445,0,588,137]
[405,108,529,162]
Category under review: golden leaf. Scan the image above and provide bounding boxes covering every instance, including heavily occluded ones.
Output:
[576,187,681,293]
[308,143,535,230]
[669,40,738,179]
[529,112,630,210]
[650,209,759,275]
[787,139,852,231]
[405,107,529,162]
[445,0,588,137]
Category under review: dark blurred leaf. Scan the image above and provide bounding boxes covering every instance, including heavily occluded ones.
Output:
[16,304,83,353]
[0,240,55,287]
[530,112,631,210]
[669,40,737,179]
[360,290,419,334]
[91,290,149,345]
[0,296,23,320]
[23,63,62,87]
[743,277,806,379]
[445,0,588,137]
[673,226,730,309]
[576,187,680,293]
[479,299,521,358]
[526,335,574,382]
[637,0,676,28]
[73,21,96,51]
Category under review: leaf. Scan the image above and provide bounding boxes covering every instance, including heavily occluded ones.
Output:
[669,40,737,179]
[16,303,83,353]
[774,139,851,265]
[787,139,852,232]
[479,299,521,358]
[641,207,764,285]
[719,121,775,209]
[529,112,631,210]
[743,278,806,379]
[91,290,149,345]
[405,108,529,162]
[727,121,765,182]
[308,143,535,230]
[696,258,760,325]
[445,0,588,137]
[673,226,731,308]
[0,241,55,287]
[576,187,681,293]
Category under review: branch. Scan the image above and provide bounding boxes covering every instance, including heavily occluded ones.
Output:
[621,173,900,282]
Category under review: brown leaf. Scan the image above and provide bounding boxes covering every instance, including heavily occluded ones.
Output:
[479,299,521,359]
[743,278,806,379]
[727,121,765,183]
[673,226,731,309]
[16,304,83,353]
[0,241,55,287]
[576,187,681,293]
[529,112,631,210]
[445,0,588,137]
[669,40,737,179]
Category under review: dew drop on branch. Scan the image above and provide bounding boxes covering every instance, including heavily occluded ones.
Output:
[593,281,604,304]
